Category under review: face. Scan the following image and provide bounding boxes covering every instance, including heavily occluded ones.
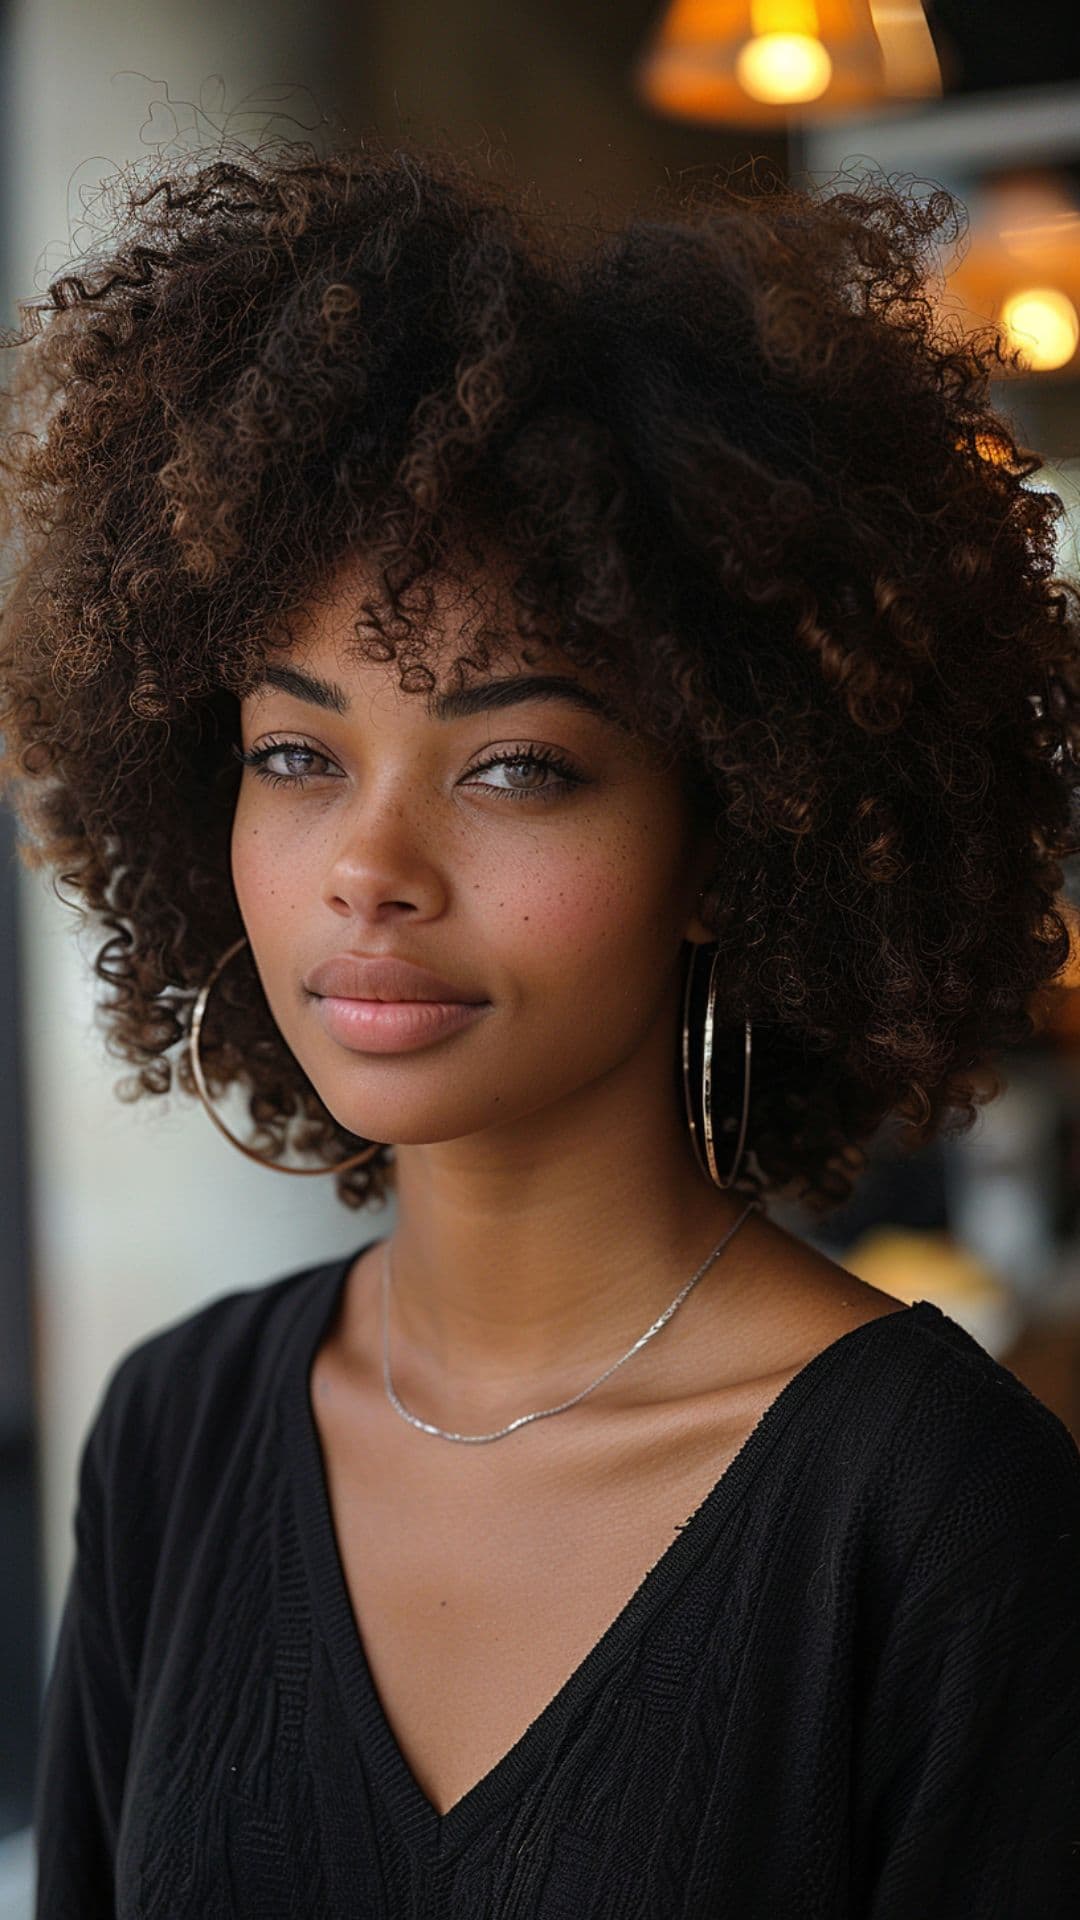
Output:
[230,549,718,1154]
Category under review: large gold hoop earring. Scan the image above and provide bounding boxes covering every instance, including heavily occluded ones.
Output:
[681,939,753,1191]
[188,935,386,1176]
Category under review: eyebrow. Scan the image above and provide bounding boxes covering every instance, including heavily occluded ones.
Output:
[248,663,624,727]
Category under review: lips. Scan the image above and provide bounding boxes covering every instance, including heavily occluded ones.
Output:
[304,953,488,1004]
[304,953,491,1058]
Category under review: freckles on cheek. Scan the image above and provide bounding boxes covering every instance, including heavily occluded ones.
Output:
[232,826,280,920]
[504,855,627,960]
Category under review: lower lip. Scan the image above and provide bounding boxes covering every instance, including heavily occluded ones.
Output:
[312,995,492,1054]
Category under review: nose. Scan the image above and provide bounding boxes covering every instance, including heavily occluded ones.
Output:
[320,784,449,925]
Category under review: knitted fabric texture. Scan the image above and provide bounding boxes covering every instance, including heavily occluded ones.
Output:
[33,1243,1080,1917]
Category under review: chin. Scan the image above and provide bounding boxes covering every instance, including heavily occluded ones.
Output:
[316,1079,558,1149]
[311,1087,491,1148]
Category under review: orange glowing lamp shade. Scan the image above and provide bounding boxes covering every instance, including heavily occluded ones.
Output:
[634,0,941,125]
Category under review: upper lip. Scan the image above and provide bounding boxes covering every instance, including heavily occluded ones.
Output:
[305,953,488,1004]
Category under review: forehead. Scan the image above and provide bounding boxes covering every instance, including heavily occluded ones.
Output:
[250,544,627,724]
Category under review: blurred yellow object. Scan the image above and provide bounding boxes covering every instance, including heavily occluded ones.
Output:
[842,1227,1026,1356]
[999,287,1080,373]
[633,0,941,127]
[843,1226,1007,1306]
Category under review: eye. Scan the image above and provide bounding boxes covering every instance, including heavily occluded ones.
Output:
[232,738,586,803]
[232,739,336,790]
[461,744,584,804]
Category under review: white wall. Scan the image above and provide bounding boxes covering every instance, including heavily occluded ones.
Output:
[6,0,393,1676]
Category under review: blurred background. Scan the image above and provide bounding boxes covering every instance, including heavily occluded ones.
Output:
[2,2,1080,1906]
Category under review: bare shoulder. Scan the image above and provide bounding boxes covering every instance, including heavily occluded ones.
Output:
[661,1207,910,1409]
[728,1208,908,1382]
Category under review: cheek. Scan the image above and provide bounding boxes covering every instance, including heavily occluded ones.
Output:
[229,818,314,1046]
[230,813,297,939]
[480,809,683,983]
[230,815,261,921]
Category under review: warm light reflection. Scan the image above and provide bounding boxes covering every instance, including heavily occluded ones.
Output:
[999,287,1080,372]
[867,0,943,97]
[1060,904,1080,990]
[735,31,833,101]
[968,431,1014,466]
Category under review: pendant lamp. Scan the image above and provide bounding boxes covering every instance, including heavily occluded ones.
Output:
[634,0,942,125]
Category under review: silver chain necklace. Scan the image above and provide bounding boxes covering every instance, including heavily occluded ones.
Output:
[379,1197,762,1443]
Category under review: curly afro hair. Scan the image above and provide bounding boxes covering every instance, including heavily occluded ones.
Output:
[1,131,1078,1219]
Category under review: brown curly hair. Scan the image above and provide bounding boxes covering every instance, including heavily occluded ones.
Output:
[1,130,1078,1219]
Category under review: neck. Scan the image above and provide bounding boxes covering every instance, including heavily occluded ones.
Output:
[375,1007,761,1421]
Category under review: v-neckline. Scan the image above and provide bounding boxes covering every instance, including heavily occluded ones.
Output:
[283,1236,937,1858]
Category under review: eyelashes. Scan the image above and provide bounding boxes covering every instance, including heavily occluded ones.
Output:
[465,743,585,802]
[231,737,586,805]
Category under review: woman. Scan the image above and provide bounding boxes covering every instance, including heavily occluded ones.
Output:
[4,134,1079,1916]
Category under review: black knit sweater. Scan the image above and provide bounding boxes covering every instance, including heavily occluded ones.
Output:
[32,1238,1080,1916]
